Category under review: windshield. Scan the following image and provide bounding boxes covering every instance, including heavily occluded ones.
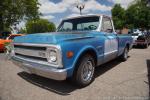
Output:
[57,16,100,32]
[8,35,20,40]
[131,33,139,36]
[0,32,11,39]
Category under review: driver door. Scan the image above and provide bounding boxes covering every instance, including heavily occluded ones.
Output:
[101,17,118,62]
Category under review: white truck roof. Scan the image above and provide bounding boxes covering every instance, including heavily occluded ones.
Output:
[63,14,111,20]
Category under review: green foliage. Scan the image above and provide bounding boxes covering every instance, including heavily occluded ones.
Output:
[20,28,27,34]
[112,0,150,30]
[26,19,56,34]
[0,0,40,32]
[111,4,126,29]
[126,0,150,29]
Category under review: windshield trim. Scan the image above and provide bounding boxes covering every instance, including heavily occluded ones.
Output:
[57,16,101,32]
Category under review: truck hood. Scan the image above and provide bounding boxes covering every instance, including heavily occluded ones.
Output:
[13,32,95,44]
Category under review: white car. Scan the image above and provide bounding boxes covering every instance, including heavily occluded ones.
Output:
[131,29,143,45]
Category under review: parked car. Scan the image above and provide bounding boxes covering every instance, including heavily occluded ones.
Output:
[10,14,133,87]
[0,34,23,51]
[132,30,150,48]
[131,29,142,43]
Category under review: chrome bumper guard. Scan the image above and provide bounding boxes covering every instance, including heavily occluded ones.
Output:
[11,56,67,80]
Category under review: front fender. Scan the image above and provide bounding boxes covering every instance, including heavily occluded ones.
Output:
[66,45,98,77]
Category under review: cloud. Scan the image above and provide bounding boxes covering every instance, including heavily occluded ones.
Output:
[39,0,67,14]
[108,0,134,9]
[39,0,76,14]
[84,0,112,12]
[40,15,55,20]
[38,0,113,24]
[39,0,112,14]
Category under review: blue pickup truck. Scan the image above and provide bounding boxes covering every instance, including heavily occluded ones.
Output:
[10,14,133,87]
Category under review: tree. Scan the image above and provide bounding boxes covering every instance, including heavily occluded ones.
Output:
[20,28,27,34]
[125,0,150,29]
[111,4,126,29]
[26,19,56,34]
[0,0,40,32]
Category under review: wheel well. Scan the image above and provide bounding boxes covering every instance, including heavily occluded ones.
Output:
[70,49,97,79]
[126,43,130,50]
[76,49,97,66]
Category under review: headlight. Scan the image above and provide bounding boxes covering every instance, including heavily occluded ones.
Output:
[46,46,63,68]
[47,50,57,63]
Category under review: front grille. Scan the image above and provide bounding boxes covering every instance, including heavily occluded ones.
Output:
[14,45,46,50]
[13,43,62,68]
[15,53,47,62]
[13,44,48,62]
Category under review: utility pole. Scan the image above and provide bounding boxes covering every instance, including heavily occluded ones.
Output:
[76,0,85,15]
[147,0,150,7]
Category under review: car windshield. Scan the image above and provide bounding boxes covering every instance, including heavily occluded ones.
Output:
[57,16,100,32]
[8,35,20,40]
[0,32,11,39]
[131,33,139,36]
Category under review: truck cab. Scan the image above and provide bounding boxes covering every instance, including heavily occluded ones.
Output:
[10,14,133,87]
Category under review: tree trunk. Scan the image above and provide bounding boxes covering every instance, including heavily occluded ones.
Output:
[0,14,4,33]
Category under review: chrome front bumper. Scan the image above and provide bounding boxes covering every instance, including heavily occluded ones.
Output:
[11,56,67,80]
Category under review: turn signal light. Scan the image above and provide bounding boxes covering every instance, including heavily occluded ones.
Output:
[66,51,74,58]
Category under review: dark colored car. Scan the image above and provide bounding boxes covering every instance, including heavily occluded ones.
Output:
[136,31,150,48]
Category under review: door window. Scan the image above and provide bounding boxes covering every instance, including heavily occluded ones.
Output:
[101,17,113,33]
[59,22,73,32]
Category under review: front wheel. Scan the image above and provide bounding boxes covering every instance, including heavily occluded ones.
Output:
[72,54,95,87]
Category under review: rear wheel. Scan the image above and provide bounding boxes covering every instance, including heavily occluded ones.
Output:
[72,54,95,87]
[120,46,129,61]
[144,42,148,48]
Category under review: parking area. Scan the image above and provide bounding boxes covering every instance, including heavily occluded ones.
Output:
[0,47,150,100]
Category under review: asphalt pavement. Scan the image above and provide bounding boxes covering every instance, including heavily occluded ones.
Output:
[0,47,150,100]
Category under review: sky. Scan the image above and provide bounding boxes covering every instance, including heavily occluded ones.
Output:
[16,0,134,31]
[38,0,134,25]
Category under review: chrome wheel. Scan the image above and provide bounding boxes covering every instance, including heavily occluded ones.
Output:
[81,60,95,83]
[71,54,95,87]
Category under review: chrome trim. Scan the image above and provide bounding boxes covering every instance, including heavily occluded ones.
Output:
[15,48,46,58]
[46,47,63,68]
[12,43,63,68]
[95,16,102,32]
[111,18,115,33]
[104,50,118,55]
[13,55,59,67]
[100,16,115,33]
[11,56,67,80]
[13,43,60,48]
[98,15,103,32]
[57,15,102,32]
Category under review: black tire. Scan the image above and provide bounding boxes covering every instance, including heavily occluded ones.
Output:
[144,42,148,48]
[120,46,129,61]
[71,54,95,87]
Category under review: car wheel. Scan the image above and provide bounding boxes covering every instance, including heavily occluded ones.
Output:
[72,54,95,87]
[120,46,129,61]
[144,42,148,48]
